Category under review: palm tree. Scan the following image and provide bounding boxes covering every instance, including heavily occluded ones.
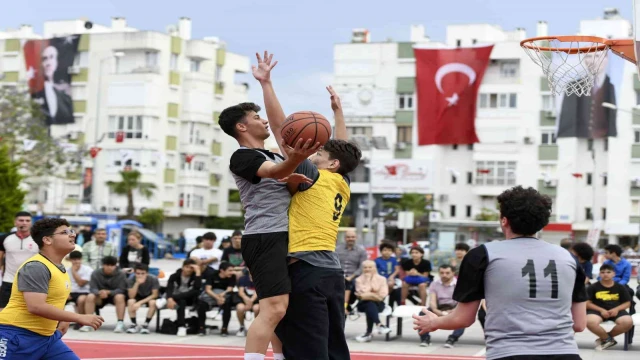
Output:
[106,170,157,218]
[383,193,429,217]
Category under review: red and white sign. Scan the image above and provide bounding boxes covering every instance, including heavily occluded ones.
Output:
[370,160,434,194]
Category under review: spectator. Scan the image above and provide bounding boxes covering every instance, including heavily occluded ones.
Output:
[82,256,128,333]
[119,231,150,274]
[374,242,400,307]
[0,211,37,311]
[178,232,186,253]
[600,245,631,286]
[570,242,594,283]
[222,230,244,274]
[336,230,368,309]
[400,246,432,306]
[418,264,465,347]
[586,264,633,350]
[62,244,83,269]
[560,238,573,250]
[236,271,259,337]
[66,250,93,328]
[125,263,160,334]
[354,260,391,342]
[395,245,409,260]
[82,228,116,270]
[196,262,240,336]
[450,243,470,274]
[164,259,202,337]
[187,236,203,258]
[218,237,231,250]
[190,232,223,270]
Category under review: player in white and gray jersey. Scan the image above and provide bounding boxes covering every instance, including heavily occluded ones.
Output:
[414,186,588,360]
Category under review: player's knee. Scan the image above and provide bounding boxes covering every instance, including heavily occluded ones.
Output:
[148,300,156,309]
[418,283,427,289]
[127,298,135,305]
[617,316,633,328]
[114,294,126,303]
[86,293,96,302]
[236,303,245,312]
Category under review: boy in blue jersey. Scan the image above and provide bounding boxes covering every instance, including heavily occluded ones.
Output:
[374,242,401,308]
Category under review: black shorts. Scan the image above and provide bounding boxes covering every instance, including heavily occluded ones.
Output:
[275,260,350,360]
[241,232,290,300]
[97,294,123,308]
[67,292,89,304]
[587,309,630,321]
[0,282,12,308]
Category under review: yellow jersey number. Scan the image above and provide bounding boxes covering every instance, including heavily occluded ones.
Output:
[333,193,343,221]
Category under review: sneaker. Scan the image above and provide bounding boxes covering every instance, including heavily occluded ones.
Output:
[114,322,125,333]
[236,327,246,337]
[139,325,150,334]
[126,325,139,334]
[597,337,617,351]
[220,328,228,337]
[420,339,431,347]
[79,325,94,332]
[355,334,372,343]
[177,327,187,337]
[444,339,455,348]
[155,298,167,309]
[198,328,206,336]
[377,325,392,335]
[72,323,81,330]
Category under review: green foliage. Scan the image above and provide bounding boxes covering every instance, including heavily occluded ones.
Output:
[139,208,165,227]
[204,216,245,230]
[475,207,500,221]
[383,193,428,217]
[0,144,26,232]
[106,170,157,217]
[228,190,241,203]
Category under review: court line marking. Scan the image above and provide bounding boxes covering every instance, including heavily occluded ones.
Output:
[474,347,487,357]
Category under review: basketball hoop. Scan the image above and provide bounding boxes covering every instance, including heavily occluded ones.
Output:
[520,35,635,96]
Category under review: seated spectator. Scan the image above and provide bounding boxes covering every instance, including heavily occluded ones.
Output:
[400,246,432,306]
[394,245,408,260]
[219,237,231,250]
[222,230,244,276]
[62,244,83,269]
[560,238,573,250]
[586,264,633,350]
[190,232,224,270]
[337,231,368,310]
[187,236,203,258]
[125,263,160,334]
[163,259,202,336]
[374,242,400,307]
[600,244,632,286]
[82,228,116,270]
[236,271,259,337]
[196,262,240,336]
[83,256,128,333]
[119,231,150,274]
[354,260,391,342]
[570,242,594,283]
[66,250,93,327]
[417,264,465,348]
[449,243,470,275]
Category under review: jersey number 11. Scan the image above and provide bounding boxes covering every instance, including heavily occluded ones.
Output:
[521,259,559,299]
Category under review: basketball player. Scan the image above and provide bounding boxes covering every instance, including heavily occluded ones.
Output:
[413,186,588,360]
[254,52,360,359]
[0,218,104,359]
[219,54,321,360]
[0,211,38,310]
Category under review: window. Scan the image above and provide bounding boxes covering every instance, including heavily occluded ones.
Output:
[587,139,593,151]
[467,171,473,184]
[450,205,456,217]
[586,173,592,185]
[190,59,201,72]
[472,39,477,44]
[632,200,640,215]
[193,195,204,210]
[603,174,608,186]
[541,95,555,111]
[452,144,458,150]
[635,130,640,144]
[456,39,461,47]
[500,61,519,78]
[451,174,457,184]
[145,51,158,67]
[347,127,373,138]
[397,126,412,143]
[170,54,178,71]
[602,208,607,220]
[397,94,414,110]
[467,144,473,150]
[475,161,516,186]
[479,94,488,108]
[187,122,206,145]
[215,65,222,83]
[604,138,608,151]
[466,205,472,217]
[478,93,517,109]
[107,115,144,139]
[585,207,592,220]
[509,93,517,108]
[541,131,556,145]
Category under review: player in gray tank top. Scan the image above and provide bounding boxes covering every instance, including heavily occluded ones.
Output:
[413,186,588,360]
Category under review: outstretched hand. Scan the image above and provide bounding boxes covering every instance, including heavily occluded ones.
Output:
[252,51,278,83]
[277,173,313,185]
[412,308,439,335]
[327,85,342,112]
[281,138,321,162]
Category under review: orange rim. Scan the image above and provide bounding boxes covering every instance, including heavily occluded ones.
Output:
[520,35,613,54]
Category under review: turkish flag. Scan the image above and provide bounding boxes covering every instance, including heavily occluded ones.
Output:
[414,45,493,145]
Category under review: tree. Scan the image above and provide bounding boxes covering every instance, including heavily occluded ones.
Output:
[106,170,157,218]
[475,207,500,221]
[383,193,432,243]
[139,208,165,232]
[0,144,26,232]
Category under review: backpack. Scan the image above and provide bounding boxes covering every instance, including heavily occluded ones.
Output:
[160,318,178,334]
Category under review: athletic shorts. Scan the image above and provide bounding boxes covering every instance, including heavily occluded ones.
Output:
[241,232,290,300]
[0,325,79,360]
[66,292,89,304]
[404,275,429,286]
[0,282,13,308]
[587,309,630,321]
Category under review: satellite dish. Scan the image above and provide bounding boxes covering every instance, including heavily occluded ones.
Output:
[84,21,93,30]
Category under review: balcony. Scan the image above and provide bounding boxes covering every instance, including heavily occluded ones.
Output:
[116,32,167,52]
[537,179,557,197]
[1,71,19,82]
[394,143,412,159]
[186,40,214,60]
[632,144,640,159]
[538,145,558,161]
[539,110,556,127]
[169,71,180,86]
[164,169,176,184]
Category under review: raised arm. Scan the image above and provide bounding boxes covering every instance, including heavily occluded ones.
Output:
[327,86,347,141]
[252,51,289,157]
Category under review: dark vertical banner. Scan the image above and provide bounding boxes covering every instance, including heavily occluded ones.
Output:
[82,167,93,203]
[23,35,79,126]
[556,50,623,138]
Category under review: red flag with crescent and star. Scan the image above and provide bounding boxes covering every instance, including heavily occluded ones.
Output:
[414,45,494,145]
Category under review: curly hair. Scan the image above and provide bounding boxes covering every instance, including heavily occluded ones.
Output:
[571,242,594,262]
[378,241,396,252]
[322,139,362,175]
[497,186,552,236]
[31,218,70,249]
[218,102,262,138]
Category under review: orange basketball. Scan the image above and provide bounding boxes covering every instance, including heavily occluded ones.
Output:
[280,111,332,148]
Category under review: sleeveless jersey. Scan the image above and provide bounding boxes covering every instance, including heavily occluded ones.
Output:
[289,170,350,252]
[0,254,71,336]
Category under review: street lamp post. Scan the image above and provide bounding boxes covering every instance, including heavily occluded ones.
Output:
[355,137,388,247]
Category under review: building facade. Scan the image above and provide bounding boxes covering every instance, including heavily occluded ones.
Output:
[0,17,249,235]
[335,9,639,248]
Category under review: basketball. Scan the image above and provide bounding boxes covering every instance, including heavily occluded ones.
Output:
[280,111,332,148]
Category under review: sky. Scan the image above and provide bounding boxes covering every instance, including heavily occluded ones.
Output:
[0,0,633,117]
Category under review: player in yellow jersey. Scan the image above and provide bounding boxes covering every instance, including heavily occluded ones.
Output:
[0,218,103,360]
[253,53,361,359]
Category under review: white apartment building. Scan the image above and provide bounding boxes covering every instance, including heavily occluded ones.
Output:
[0,17,250,235]
[334,9,639,248]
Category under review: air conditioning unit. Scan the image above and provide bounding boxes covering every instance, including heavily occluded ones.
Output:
[523,136,533,144]
[67,66,81,74]
[544,179,558,187]
[396,142,407,150]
